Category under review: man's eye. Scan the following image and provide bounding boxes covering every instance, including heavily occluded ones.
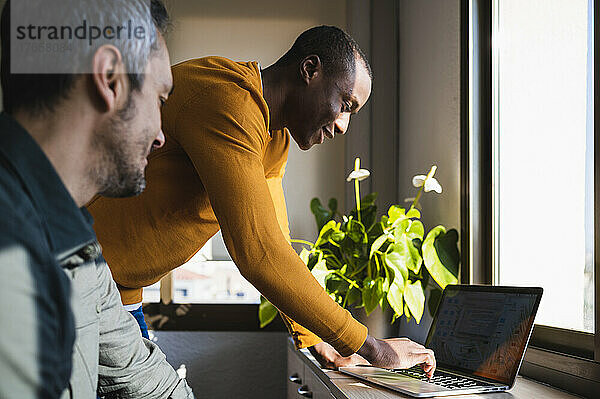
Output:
[160,98,166,108]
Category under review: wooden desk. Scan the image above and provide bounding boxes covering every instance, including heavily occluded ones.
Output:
[287,340,583,399]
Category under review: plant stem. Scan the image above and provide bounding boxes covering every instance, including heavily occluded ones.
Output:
[322,255,344,268]
[334,270,362,290]
[349,262,368,278]
[326,239,341,248]
[290,239,315,247]
[354,158,361,223]
[409,185,424,212]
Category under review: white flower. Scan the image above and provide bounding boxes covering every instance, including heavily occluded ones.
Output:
[412,165,442,193]
[347,168,371,182]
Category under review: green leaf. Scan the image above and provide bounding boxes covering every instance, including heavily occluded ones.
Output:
[404,302,412,323]
[367,223,385,246]
[384,263,395,287]
[346,286,362,307]
[384,250,409,283]
[347,193,377,228]
[359,205,378,231]
[433,228,460,279]
[406,220,425,241]
[381,262,391,294]
[314,220,338,247]
[340,236,362,263]
[390,234,422,274]
[372,277,384,311]
[328,198,338,214]
[386,266,405,318]
[310,198,333,231]
[370,234,388,258]
[361,192,378,207]
[259,296,278,328]
[362,277,383,315]
[346,219,367,244]
[380,215,389,227]
[325,274,349,294]
[387,205,407,224]
[423,226,459,289]
[307,252,319,270]
[406,208,421,219]
[331,230,345,242]
[412,238,423,252]
[339,264,348,275]
[311,258,330,288]
[393,219,411,235]
[404,280,425,323]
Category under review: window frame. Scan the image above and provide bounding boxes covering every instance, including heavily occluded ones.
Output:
[464,0,600,395]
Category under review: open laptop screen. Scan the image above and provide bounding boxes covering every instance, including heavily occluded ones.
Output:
[425,285,542,385]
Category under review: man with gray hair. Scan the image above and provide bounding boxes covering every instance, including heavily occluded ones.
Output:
[0,1,193,397]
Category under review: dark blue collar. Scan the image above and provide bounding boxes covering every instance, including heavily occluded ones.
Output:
[0,112,96,257]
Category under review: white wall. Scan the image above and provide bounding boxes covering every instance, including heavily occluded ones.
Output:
[396,0,462,341]
[397,0,461,234]
[163,0,348,243]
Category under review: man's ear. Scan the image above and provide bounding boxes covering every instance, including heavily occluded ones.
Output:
[91,45,128,112]
[300,55,322,85]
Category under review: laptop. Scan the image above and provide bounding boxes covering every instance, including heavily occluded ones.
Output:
[340,285,543,397]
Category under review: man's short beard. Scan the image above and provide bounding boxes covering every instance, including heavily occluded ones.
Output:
[93,94,148,198]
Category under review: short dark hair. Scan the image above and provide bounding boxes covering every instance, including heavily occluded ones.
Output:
[275,25,372,81]
[0,0,170,115]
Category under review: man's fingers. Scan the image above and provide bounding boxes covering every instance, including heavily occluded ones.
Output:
[365,336,436,372]
[423,363,435,378]
[336,353,370,368]
[414,349,436,377]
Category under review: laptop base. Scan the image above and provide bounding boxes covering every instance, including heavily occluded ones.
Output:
[340,366,509,398]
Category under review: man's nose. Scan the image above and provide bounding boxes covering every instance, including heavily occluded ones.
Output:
[334,113,350,135]
[153,129,166,149]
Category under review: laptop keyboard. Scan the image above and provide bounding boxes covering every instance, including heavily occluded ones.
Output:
[391,366,494,390]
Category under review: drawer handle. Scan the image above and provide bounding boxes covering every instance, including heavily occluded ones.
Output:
[288,373,302,384]
[297,385,313,398]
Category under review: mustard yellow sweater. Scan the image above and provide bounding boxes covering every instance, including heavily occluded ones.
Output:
[88,57,367,356]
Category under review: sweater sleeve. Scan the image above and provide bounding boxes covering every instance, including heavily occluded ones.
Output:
[265,168,324,349]
[170,89,367,356]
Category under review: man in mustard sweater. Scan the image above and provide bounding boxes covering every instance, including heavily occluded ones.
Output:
[88,26,436,374]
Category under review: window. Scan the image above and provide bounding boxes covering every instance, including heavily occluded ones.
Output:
[143,232,260,305]
[492,0,594,333]
[467,0,600,395]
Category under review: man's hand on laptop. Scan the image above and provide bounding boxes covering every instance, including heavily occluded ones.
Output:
[308,341,370,370]
[357,335,436,378]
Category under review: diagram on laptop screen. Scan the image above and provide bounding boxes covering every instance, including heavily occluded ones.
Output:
[428,291,537,383]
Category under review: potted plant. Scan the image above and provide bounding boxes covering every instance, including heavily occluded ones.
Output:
[259,158,459,331]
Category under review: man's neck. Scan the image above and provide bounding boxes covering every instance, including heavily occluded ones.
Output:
[261,65,289,132]
[13,105,98,207]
